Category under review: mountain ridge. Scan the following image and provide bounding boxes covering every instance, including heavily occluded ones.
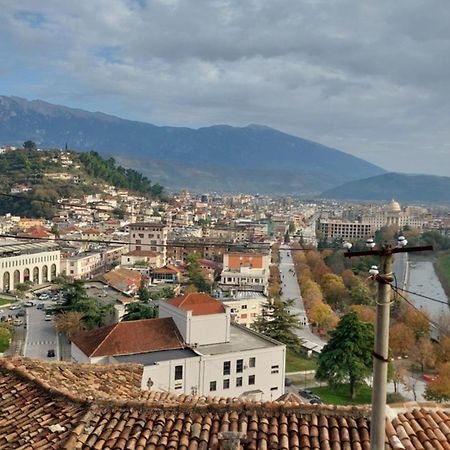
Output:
[320,172,450,204]
[0,95,385,193]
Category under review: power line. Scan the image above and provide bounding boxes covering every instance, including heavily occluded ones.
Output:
[390,285,449,338]
[393,285,449,307]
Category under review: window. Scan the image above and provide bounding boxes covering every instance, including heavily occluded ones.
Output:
[271,365,279,374]
[241,304,247,310]
[236,377,242,387]
[175,365,183,380]
[270,387,278,391]
[223,379,230,389]
[249,357,256,368]
[248,375,255,385]
[223,361,231,376]
[210,381,217,392]
[236,359,243,373]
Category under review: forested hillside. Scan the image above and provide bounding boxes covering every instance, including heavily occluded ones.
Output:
[0,148,164,218]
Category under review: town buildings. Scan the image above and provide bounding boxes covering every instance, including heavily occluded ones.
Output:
[71,293,286,400]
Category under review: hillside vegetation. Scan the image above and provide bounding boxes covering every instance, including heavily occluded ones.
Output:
[0,148,164,218]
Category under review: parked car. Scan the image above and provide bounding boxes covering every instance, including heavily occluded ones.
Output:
[47,349,55,358]
[284,377,293,386]
[298,389,313,399]
[13,319,23,326]
[36,303,44,310]
[24,301,35,307]
[16,309,25,317]
[9,304,20,310]
[38,293,50,300]
[44,314,52,321]
[309,398,323,405]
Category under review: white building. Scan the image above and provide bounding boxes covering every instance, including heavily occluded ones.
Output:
[219,252,270,296]
[221,291,267,327]
[71,293,285,400]
[128,222,168,265]
[0,239,60,292]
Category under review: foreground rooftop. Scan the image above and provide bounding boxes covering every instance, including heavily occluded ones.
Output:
[0,357,449,449]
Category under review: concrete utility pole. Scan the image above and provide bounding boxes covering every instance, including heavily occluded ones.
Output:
[344,241,432,450]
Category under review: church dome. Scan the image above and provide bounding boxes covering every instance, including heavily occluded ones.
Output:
[387,199,401,212]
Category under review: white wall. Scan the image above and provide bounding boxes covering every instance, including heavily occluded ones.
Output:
[159,301,230,345]
[140,344,286,401]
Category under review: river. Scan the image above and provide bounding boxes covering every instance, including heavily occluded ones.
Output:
[407,260,449,320]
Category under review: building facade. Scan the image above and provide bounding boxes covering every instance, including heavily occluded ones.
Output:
[129,222,168,265]
[0,240,60,292]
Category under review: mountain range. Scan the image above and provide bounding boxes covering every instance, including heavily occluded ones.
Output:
[0,95,384,194]
[320,173,450,204]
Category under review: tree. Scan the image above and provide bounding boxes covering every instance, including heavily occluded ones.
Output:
[54,311,85,337]
[185,253,210,293]
[152,287,175,300]
[122,303,158,321]
[316,311,374,399]
[424,363,450,402]
[389,323,415,357]
[58,280,112,329]
[137,280,150,302]
[309,302,338,331]
[0,326,12,352]
[411,337,435,372]
[350,305,376,325]
[404,305,430,340]
[251,298,303,352]
[320,273,348,310]
[23,140,37,150]
[391,365,407,394]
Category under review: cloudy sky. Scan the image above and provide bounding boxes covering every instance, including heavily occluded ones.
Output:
[1,0,450,175]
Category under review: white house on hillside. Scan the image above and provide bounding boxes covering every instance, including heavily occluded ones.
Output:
[71,293,286,400]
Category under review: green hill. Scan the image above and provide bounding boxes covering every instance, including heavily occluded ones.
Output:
[0,148,164,218]
[320,172,450,204]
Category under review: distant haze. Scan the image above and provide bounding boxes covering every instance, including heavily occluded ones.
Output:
[1,1,450,175]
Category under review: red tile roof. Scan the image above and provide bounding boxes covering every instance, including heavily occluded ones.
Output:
[71,317,185,357]
[166,293,226,315]
[1,358,450,450]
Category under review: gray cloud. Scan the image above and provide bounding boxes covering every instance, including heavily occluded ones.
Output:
[1,0,450,175]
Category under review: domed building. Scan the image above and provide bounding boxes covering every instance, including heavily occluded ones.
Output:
[363,199,429,230]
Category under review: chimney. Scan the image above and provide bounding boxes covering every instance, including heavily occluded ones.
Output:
[218,431,246,450]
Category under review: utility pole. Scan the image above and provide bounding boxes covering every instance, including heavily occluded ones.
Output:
[344,239,432,450]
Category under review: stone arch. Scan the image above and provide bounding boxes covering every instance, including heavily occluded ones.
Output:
[13,270,20,289]
[50,264,57,280]
[24,268,30,282]
[33,266,39,284]
[42,265,48,282]
[3,271,10,291]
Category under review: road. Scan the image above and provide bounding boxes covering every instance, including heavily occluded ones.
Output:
[279,245,325,352]
[24,301,59,360]
[393,252,408,289]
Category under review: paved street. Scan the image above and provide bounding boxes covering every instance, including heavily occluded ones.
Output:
[24,302,59,360]
[279,245,325,351]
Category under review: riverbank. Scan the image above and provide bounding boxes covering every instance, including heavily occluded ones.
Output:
[435,252,450,303]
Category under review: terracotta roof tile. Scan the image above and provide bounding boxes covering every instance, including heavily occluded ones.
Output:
[1,358,450,449]
[71,317,185,357]
[166,293,226,316]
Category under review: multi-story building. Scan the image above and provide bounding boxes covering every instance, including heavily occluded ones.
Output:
[128,222,168,265]
[221,291,267,327]
[62,251,103,280]
[318,219,374,241]
[0,239,60,292]
[71,293,285,400]
[219,252,270,296]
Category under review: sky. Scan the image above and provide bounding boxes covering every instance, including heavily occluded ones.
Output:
[1,0,450,176]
